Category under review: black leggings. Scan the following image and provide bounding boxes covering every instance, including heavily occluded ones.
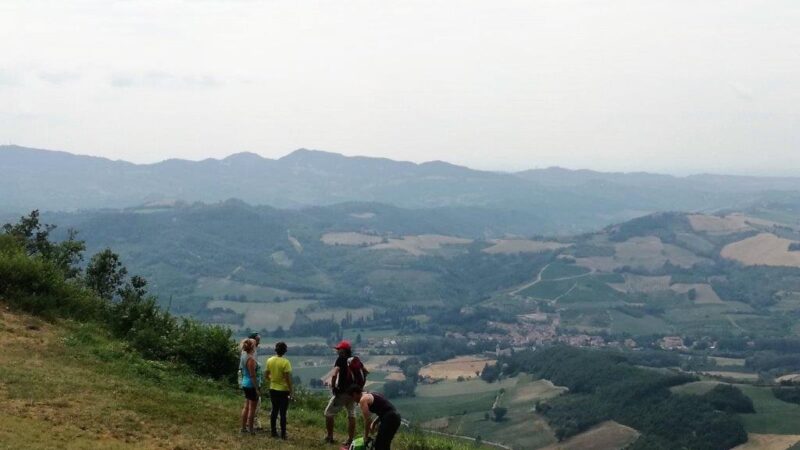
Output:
[269,389,290,435]
[374,411,401,450]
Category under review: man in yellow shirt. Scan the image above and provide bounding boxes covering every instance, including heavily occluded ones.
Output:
[266,341,293,439]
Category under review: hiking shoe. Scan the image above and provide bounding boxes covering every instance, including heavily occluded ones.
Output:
[323,436,336,444]
[239,428,248,435]
[342,439,353,446]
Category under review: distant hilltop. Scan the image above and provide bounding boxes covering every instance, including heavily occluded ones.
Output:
[4,145,800,234]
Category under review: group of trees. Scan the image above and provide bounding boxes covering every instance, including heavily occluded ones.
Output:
[0,211,239,380]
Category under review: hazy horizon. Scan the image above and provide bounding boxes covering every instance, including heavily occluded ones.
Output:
[3,1,800,176]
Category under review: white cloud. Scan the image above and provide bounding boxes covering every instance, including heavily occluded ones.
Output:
[0,0,799,175]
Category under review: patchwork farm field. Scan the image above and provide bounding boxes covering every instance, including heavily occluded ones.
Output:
[399,375,568,449]
[739,385,800,435]
[541,421,639,450]
[419,356,495,380]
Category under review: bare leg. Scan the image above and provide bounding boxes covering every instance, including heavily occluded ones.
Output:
[348,416,356,441]
[326,415,335,439]
[241,401,250,429]
[247,399,257,430]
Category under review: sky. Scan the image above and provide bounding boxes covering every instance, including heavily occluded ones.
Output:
[1,0,799,175]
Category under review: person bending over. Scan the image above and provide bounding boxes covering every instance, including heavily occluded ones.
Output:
[348,385,401,450]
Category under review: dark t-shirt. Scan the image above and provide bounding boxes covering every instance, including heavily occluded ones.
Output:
[334,355,349,391]
[369,392,396,418]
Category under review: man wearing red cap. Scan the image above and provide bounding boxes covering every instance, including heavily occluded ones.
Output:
[323,340,356,445]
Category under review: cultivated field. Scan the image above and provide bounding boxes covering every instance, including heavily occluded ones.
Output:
[483,239,569,255]
[739,385,800,435]
[710,356,746,367]
[419,356,495,380]
[733,434,800,450]
[205,299,316,331]
[508,379,567,404]
[541,421,639,450]
[688,213,763,234]
[701,371,760,381]
[349,212,376,219]
[608,274,671,293]
[722,233,800,268]
[371,234,473,256]
[574,236,707,272]
[776,373,800,384]
[321,231,384,246]
[671,283,724,304]
[196,277,297,301]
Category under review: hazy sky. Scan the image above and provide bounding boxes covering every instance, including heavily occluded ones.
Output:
[2,1,799,175]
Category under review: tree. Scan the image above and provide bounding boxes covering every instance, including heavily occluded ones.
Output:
[492,406,507,421]
[85,248,128,301]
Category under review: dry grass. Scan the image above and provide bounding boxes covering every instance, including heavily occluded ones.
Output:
[733,433,800,450]
[688,214,761,234]
[776,373,800,384]
[419,356,495,380]
[671,283,723,304]
[541,421,639,450]
[722,233,800,268]
[508,380,567,405]
[482,240,569,255]
[320,232,384,246]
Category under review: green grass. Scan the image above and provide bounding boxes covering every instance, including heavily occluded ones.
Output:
[738,385,800,435]
[392,391,499,423]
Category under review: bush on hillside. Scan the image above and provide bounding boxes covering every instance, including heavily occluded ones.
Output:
[1,212,239,381]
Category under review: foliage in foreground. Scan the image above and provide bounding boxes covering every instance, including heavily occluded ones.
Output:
[0,211,238,380]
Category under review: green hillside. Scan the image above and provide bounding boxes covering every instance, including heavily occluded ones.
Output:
[0,307,486,450]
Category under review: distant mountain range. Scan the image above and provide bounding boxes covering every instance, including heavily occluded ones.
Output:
[4,145,800,233]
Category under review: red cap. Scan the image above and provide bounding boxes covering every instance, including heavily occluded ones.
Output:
[334,340,351,351]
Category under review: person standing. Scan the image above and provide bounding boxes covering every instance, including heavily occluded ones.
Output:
[265,341,293,440]
[241,332,263,430]
[323,340,357,445]
[239,338,261,434]
[348,385,401,450]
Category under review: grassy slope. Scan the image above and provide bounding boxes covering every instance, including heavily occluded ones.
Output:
[0,306,486,450]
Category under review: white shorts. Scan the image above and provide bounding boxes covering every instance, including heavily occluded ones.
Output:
[324,393,356,418]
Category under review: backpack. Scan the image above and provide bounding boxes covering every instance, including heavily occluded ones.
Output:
[347,356,369,388]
